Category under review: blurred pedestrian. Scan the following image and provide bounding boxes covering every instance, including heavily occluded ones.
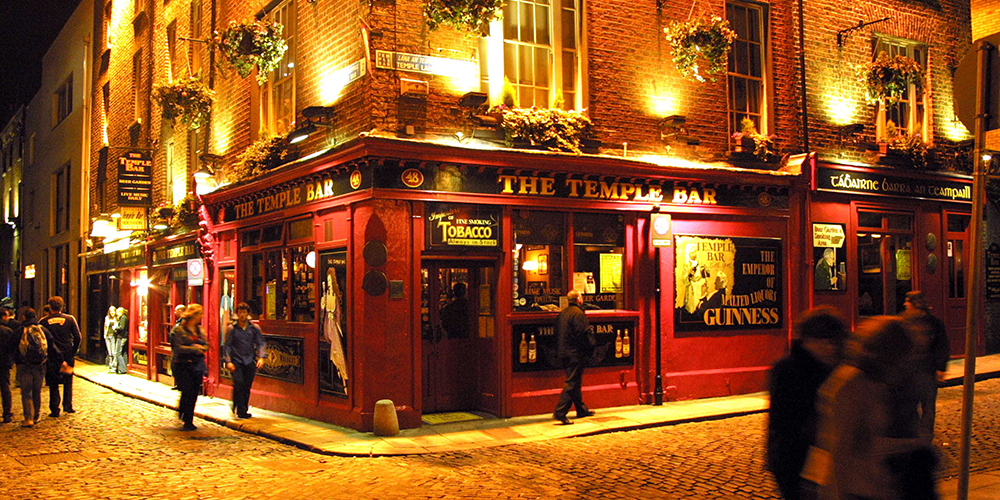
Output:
[103,306,118,373]
[40,305,51,320]
[223,303,266,419]
[114,307,129,374]
[767,306,848,500]
[40,296,81,416]
[0,307,17,423]
[900,291,949,438]
[806,316,933,500]
[174,304,186,326]
[14,308,58,427]
[552,290,595,425]
[170,304,208,431]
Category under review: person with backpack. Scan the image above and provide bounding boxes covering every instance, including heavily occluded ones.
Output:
[40,296,81,417]
[14,308,59,428]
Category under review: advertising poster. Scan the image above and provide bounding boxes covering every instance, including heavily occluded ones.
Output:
[319,250,349,397]
[813,223,847,291]
[599,253,623,293]
[674,235,782,332]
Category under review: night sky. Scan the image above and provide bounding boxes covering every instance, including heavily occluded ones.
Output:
[0,0,84,125]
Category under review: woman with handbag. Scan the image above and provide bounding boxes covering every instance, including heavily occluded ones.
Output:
[169,304,208,431]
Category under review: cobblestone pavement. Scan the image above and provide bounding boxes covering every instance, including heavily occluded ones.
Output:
[1,375,998,499]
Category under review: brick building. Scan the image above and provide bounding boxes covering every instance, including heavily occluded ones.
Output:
[82,0,976,431]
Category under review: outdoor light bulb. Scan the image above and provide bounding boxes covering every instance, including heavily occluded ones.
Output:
[110,212,121,219]
[522,260,539,271]
[983,154,993,162]
[306,251,316,268]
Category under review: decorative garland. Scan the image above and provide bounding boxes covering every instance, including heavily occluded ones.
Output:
[424,0,504,35]
[152,76,214,129]
[500,107,594,154]
[664,17,737,82]
[860,51,924,104]
[216,19,288,85]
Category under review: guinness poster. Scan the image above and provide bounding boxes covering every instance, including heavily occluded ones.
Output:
[674,235,782,332]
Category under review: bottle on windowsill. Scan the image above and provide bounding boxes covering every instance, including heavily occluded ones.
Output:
[528,334,537,363]
[519,333,528,364]
[623,328,630,357]
[615,329,623,358]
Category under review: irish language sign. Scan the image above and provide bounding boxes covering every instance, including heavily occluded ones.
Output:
[674,235,783,332]
[816,166,971,203]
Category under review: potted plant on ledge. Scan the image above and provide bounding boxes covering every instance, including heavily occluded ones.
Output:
[152,76,214,129]
[731,118,778,164]
[216,19,288,84]
[664,16,737,82]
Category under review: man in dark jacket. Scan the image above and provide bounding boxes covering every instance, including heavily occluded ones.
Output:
[767,306,847,500]
[0,306,17,423]
[39,296,82,416]
[223,303,267,419]
[552,290,595,425]
[14,308,59,427]
[901,290,950,437]
[114,307,130,374]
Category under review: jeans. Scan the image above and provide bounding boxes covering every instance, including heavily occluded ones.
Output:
[175,363,204,426]
[231,362,258,416]
[17,363,44,422]
[915,372,939,437]
[112,336,128,374]
[104,334,116,371]
[0,363,12,419]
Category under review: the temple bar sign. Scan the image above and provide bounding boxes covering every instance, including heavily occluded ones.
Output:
[816,166,972,203]
[118,151,153,206]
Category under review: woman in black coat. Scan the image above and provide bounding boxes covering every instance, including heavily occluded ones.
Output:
[169,304,208,431]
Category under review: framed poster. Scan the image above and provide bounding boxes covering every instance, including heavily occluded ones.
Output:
[812,223,847,292]
[318,250,349,397]
[219,268,235,379]
[674,235,783,332]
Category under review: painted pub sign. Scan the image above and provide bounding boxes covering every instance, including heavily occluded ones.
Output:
[426,203,502,249]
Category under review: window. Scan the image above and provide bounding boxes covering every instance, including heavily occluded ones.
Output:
[188,126,204,183]
[165,139,186,204]
[167,20,178,81]
[103,1,113,49]
[54,244,70,301]
[947,214,970,299]
[102,83,110,145]
[857,210,913,317]
[53,75,73,126]
[261,0,296,136]
[190,0,203,75]
[132,49,143,123]
[240,218,315,322]
[874,37,928,141]
[513,210,626,311]
[97,147,108,212]
[726,1,767,137]
[53,165,70,234]
[492,0,581,109]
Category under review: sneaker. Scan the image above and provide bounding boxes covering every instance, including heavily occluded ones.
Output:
[576,409,595,418]
[2,415,12,424]
[21,420,34,428]
[181,423,197,431]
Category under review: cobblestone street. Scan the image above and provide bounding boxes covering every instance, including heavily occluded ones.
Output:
[1,375,998,499]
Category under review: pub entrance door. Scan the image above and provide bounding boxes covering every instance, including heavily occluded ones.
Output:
[421,261,498,415]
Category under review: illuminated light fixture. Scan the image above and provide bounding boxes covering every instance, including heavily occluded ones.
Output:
[288,106,336,144]
[522,260,539,271]
[193,165,214,180]
[288,123,317,144]
[306,251,317,268]
[152,220,169,231]
[453,131,466,143]
[110,211,122,219]
[24,264,35,279]
[90,214,115,238]
[983,154,993,162]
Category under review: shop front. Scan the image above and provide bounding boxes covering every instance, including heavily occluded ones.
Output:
[145,236,204,384]
[809,160,977,354]
[200,137,807,431]
[83,246,145,365]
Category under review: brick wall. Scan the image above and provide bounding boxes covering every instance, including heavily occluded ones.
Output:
[972,0,1000,40]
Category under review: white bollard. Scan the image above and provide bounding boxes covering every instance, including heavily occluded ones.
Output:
[372,399,399,436]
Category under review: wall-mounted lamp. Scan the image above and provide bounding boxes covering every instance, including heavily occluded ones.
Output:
[838,123,864,148]
[660,115,700,146]
[90,214,115,238]
[288,106,336,144]
[193,165,215,180]
[152,220,169,231]
[288,123,317,144]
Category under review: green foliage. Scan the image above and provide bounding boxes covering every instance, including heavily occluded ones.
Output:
[860,52,924,104]
[664,17,737,82]
[501,76,518,108]
[500,107,593,154]
[731,118,776,162]
[229,136,293,183]
[152,76,214,129]
[216,19,288,85]
[424,0,505,35]
[883,121,935,170]
[173,194,201,228]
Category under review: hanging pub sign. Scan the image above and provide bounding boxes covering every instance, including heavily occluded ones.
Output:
[512,319,635,373]
[674,235,783,332]
[152,241,199,266]
[118,206,147,231]
[118,151,153,206]
[425,202,501,249]
[815,165,972,203]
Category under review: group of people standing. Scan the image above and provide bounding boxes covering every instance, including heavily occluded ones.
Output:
[103,306,129,374]
[0,297,81,428]
[767,290,950,500]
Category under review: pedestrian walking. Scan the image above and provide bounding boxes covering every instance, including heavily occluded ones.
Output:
[170,304,208,431]
[14,308,58,427]
[805,316,933,500]
[174,304,186,326]
[103,306,118,373]
[552,290,596,425]
[114,307,129,374]
[40,296,81,416]
[767,306,848,500]
[900,290,949,438]
[0,309,16,423]
[223,303,266,419]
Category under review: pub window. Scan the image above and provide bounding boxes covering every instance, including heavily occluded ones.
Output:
[873,37,929,141]
[241,218,315,322]
[573,212,625,309]
[857,210,913,317]
[53,164,71,234]
[290,246,316,322]
[514,210,565,311]
[167,20,178,81]
[261,0,296,136]
[726,1,769,138]
[947,213,970,299]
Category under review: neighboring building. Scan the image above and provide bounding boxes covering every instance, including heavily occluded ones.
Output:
[21,0,95,356]
[82,0,976,431]
[0,107,26,309]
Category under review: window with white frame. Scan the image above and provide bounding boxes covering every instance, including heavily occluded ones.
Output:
[726,1,768,137]
[261,0,296,136]
[132,49,142,123]
[874,37,928,141]
[167,20,178,81]
[483,0,582,110]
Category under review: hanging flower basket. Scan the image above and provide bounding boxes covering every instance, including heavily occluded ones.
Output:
[173,194,201,229]
[500,107,594,154]
[860,51,924,104]
[664,17,737,82]
[424,0,504,35]
[216,19,288,85]
[152,76,214,129]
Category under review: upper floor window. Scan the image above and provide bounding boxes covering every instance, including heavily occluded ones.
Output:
[103,1,113,49]
[261,0,296,136]
[167,20,178,81]
[190,0,203,76]
[53,164,71,234]
[53,75,73,126]
[482,0,582,110]
[132,49,143,123]
[874,37,928,142]
[726,1,768,137]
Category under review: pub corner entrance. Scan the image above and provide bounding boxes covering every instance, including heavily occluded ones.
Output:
[420,261,499,416]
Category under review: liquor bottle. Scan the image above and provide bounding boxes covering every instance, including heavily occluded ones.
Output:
[528,334,537,363]
[615,329,623,358]
[519,333,528,364]
[623,328,631,357]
